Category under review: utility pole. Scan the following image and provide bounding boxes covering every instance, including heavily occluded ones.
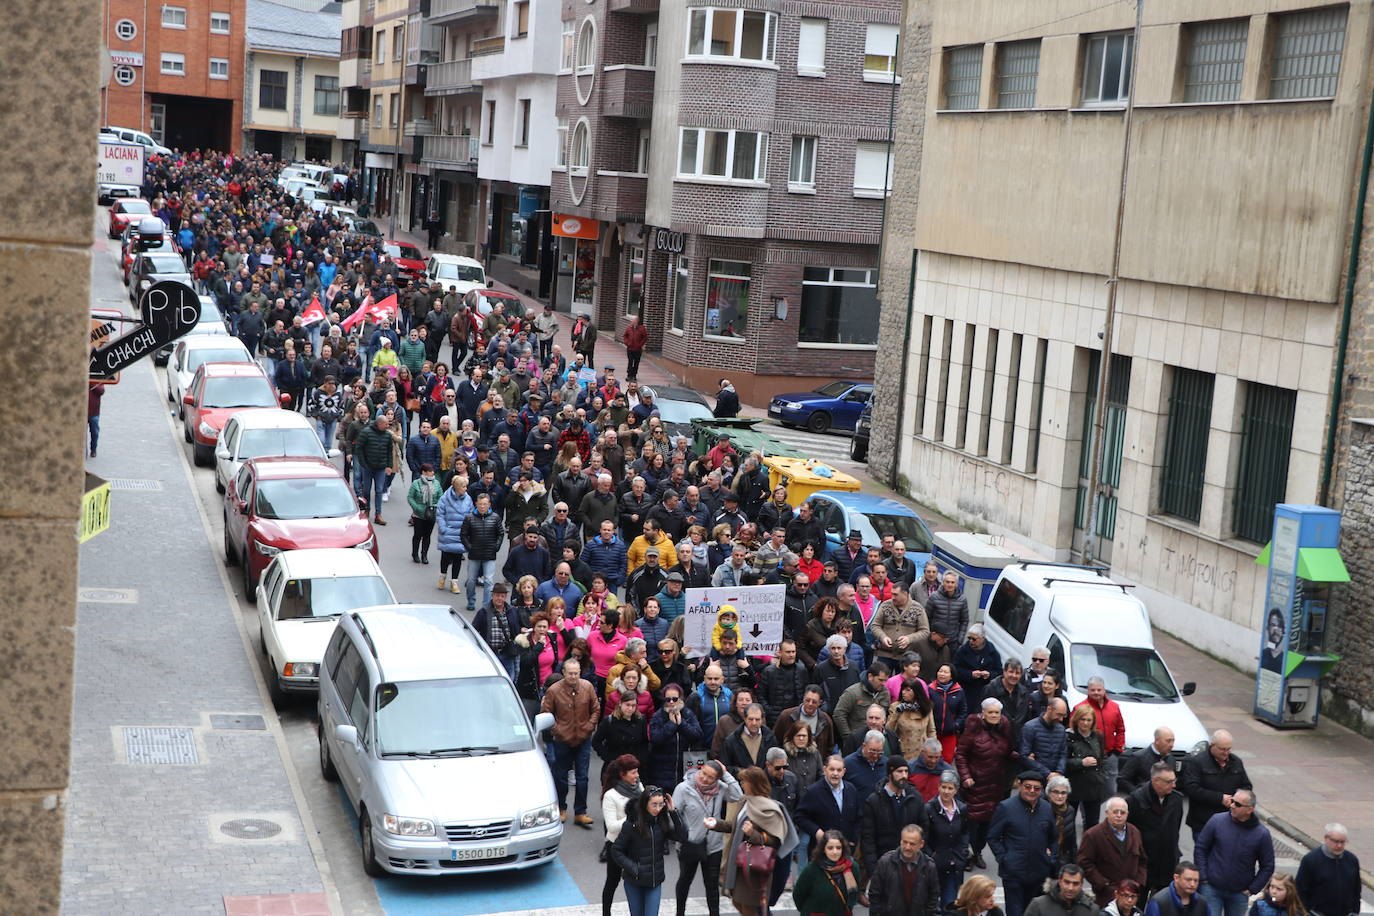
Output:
[391,8,410,240]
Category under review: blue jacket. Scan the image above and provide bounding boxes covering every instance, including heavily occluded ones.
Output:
[639,615,671,661]
[1020,714,1068,779]
[274,357,309,390]
[534,577,584,607]
[405,432,442,475]
[987,795,1059,882]
[435,487,473,554]
[689,683,732,738]
[1195,812,1274,895]
[655,587,686,622]
[502,543,551,584]
[842,749,886,802]
[795,777,862,843]
[581,534,628,585]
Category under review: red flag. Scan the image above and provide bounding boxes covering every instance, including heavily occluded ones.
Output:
[340,294,373,332]
[300,295,326,326]
[367,293,398,323]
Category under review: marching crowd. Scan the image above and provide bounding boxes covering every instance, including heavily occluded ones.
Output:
[130,151,1362,916]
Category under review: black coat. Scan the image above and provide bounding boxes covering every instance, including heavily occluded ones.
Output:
[719,724,778,773]
[1179,749,1252,831]
[923,797,971,877]
[460,508,504,560]
[611,809,686,887]
[860,786,931,876]
[1127,784,1185,890]
[1117,745,1175,796]
[796,777,863,843]
[868,848,939,916]
[757,662,809,724]
[592,714,650,770]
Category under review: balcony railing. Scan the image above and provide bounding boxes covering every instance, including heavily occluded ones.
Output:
[422,134,480,167]
[428,0,498,25]
[425,57,477,94]
[404,118,437,137]
[471,35,505,56]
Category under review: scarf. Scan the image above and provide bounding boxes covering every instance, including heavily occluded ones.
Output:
[614,779,643,800]
[696,773,722,801]
[820,856,859,906]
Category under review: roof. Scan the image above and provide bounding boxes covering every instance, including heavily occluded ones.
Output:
[273,547,385,580]
[229,407,315,430]
[246,0,341,57]
[180,336,249,353]
[200,360,268,377]
[245,456,340,479]
[811,490,920,516]
[428,253,483,266]
[653,386,709,406]
[353,605,500,682]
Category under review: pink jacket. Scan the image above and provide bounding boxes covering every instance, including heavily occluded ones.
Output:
[588,629,629,677]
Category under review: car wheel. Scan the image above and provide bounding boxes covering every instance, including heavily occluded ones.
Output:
[806,411,831,434]
[242,558,258,604]
[360,811,386,878]
[193,443,213,467]
[223,522,238,566]
[166,383,174,404]
[215,472,225,494]
[318,721,338,782]
[850,438,868,462]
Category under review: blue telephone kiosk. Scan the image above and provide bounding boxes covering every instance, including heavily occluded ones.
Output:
[1253,504,1350,728]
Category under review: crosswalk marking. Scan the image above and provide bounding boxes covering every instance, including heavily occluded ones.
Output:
[761,423,857,465]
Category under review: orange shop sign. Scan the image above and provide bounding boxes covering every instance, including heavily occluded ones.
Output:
[551,213,599,240]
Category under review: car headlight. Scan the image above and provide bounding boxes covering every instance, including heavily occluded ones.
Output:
[283,662,319,678]
[520,804,558,829]
[355,535,375,551]
[198,421,219,438]
[784,401,803,411]
[254,541,281,558]
[383,814,436,837]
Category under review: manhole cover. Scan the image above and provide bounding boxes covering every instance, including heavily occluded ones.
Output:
[79,587,137,604]
[108,478,163,491]
[123,726,198,764]
[220,818,283,839]
[209,714,266,731]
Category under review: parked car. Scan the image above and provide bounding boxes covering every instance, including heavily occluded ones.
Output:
[100,125,172,157]
[182,361,284,466]
[383,240,426,283]
[768,380,872,433]
[128,251,192,305]
[255,548,394,704]
[223,456,377,599]
[166,336,253,416]
[154,297,226,366]
[426,254,488,297]
[979,562,1208,753]
[107,197,152,238]
[851,400,872,462]
[310,199,357,227]
[121,220,175,283]
[214,407,338,493]
[645,385,715,443]
[318,604,561,877]
[808,489,935,567]
[351,219,384,242]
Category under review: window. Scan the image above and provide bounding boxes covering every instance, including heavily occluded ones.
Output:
[645,21,658,66]
[561,19,575,71]
[393,27,404,61]
[115,18,138,40]
[259,69,288,109]
[997,39,1040,107]
[209,57,229,79]
[987,578,1034,643]
[161,5,186,28]
[853,141,892,197]
[210,11,230,33]
[389,93,399,128]
[570,120,590,174]
[314,75,340,115]
[637,128,651,172]
[671,257,689,331]
[513,98,530,146]
[1270,6,1346,100]
[864,23,898,81]
[1082,32,1133,105]
[555,117,568,167]
[943,44,981,109]
[798,18,826,74]
[576,19,596,73]
[114,65,136,86]
[686,8,777,63]
[1159,367,1214,523]
[626,246,645,317]
[677,128,767,182]
[150,103,166,143]
[373,97,383,128]
[484,99,496,143]
[704,260,750,339]
[375,31,385,63]
[160,53,186,75]
[800,267,879,346]
[1183,19,1247,102]
[1232,383,1296,543]
[789,135,816,189]
[513,0,529,37]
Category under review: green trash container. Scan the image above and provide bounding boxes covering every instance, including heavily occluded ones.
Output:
[691,417,804,460]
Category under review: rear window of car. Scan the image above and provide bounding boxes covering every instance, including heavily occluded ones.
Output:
[121,200,151,214]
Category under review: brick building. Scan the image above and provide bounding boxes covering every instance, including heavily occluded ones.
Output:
[101,0,246,151]
[550,0,900,403]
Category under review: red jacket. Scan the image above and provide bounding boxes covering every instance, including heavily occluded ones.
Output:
[1076,695,1125,754]
[622,323,648,351]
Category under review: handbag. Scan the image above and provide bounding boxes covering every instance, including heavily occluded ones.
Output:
[405,397,421,412]
[734,837,776,883]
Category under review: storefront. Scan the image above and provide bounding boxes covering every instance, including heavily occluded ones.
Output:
[364,152,395,218]
[551,212,599,314]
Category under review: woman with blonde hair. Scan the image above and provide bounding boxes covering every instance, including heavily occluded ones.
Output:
[953,874,1004,916]
[512,574,541,626]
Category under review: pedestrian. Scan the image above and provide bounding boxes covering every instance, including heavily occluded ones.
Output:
[611,784,686,916]
[622,314,648,381]
[953,875,1005,916]
[1024,864,1102,916]
[1248,874,1306,916]
[714,766,798,916]
[1179,730,1252,843]
[860,755,931,903]
[406,463,441,563]
[796,754,863,848]
[1194,788,1274,916]
[1295,823,1359,916]
[647,683,702,792]
[952,624,1001,708]
[353,413,394,525]
[792,829,861,916]
[1118,728,1176,796]
[1078,797,1148,906]
[1104,880,1144,916]
[573,312,598,365]
[1021,698,1069,781]
[472,582,521,681]
[434,474,472,592]
[1067,704,1108,831]
[673,760,742,916]
[592,693,651,777]
[713,377,740,418]
[541,657,600,828]
[601,754,644,916]
[1048,775,1081,864]
[460,491,502,611]
[867,824,940,916]
[1075,676,1126,800]
[988,771,1060,916]
[955,697,1016,871]
[1127,762,1186,896]
[307,376,345,449]
[926,769,972,908]
[929,664,967,761]
[87,383,105,458]
[1142,862,1207,916]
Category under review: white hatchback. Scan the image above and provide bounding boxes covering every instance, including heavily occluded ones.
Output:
[166,336,253,418]
[214,407,339,493]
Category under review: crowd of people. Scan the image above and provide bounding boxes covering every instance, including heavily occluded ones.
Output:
[127,151,1362,916]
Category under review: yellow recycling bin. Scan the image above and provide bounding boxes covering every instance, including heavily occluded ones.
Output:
[764,456,862,506]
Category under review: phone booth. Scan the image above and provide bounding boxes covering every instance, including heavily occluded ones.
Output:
[1252,504,1349,728]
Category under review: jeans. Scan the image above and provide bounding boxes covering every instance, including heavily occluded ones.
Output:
[466,558,496,608]
[1200,885,1251,916]
[626,349,642,380]
[317,419,338,450]
[451,342,469,373]
[941,869,963,909]
[623,882,662,916]
[498,653,519,683]
[551,738,592,815]
[1002,877,1045,916]
[768,851,792,906]
[355,465,388,514]
[363,348,374,381]
[676,843,722,916]
[262,356,278,379]
[87,415,100,455]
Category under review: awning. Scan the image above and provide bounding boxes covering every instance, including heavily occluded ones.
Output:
[1254,543,1350,582]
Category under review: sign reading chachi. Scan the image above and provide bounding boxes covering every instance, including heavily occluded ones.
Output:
[89,280,201,381]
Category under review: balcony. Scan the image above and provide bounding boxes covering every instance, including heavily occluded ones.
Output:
[404,118,437,137]
[422,134,480,169]
[601,67,655,119]
[608,0,657,12]
[425,57,478,95]
[428,0,497,25]
[471,35,505,56]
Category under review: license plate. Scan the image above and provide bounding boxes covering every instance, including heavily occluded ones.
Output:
[452,845,507,861]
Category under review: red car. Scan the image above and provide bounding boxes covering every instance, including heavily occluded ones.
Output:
[108,198,152,238]
[182,362,285,467]
[121,225,176,282]
[382,240,425,283]
[223,456,378,599]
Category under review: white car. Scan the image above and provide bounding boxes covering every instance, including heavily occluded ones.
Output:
[155,296,228,366]
[310,199,357,227]
[283,163,336,187]
[255,549,394,704]
[425,254,487,297]
[166,336,253,418]
[283,178,326,201]
[214,407,339,493]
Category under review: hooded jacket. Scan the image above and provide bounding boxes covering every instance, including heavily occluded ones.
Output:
[434,487,474,553]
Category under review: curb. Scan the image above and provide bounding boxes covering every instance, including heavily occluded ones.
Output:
[1259,807,1374,895]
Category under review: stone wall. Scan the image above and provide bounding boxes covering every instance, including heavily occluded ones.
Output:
[1330,419,1374,736]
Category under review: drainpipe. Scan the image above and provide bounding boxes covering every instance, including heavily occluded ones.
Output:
[890,248,919,492]
[1319,80,1374,506]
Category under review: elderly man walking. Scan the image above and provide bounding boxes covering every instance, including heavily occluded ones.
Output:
[1193,788,1273,916]
[1079,796,1148,906]
[1296,823,1361,916]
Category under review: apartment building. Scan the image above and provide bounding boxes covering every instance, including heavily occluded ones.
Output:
[243,0,344,162]
[549,0,901,403]
[871,0,1371,676]
[102,0,247,150]
[337,0,415,217]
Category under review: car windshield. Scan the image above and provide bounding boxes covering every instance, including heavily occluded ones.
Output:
[147,254,186,273]
[376,677,533,756]
[202,376,277,409]
[435,262,484,282]
[121,201,151,214]
[815,381,852,397]
[1070,644,1180,702]
[655,398,713,424]
[277,575,391,620]
[386,243,422,260]
[353,220,382,237]
[186,348,249,373]
[853,511,934,553]
[239,428,325,461]
[254,477,355,519]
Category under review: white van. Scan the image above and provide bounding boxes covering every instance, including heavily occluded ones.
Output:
[425,254,488,297]
[101,125,172,156]
[979,562,1208,753]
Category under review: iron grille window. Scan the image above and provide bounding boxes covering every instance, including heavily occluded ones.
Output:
[997,39,1040,108]
[944,45,982,110]
[1159,367,1214,522]
[1076,353,1131,539]
[1270,6,1346,99]
[1183,19,1247,102]
[1233,383,1296,543]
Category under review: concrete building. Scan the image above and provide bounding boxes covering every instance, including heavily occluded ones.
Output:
[871,0,1372,675]
[243,0,344,163]
[550,0,900,402]
[101,0,247,150]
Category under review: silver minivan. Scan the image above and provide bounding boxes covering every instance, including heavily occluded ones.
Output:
[317,604,561,876]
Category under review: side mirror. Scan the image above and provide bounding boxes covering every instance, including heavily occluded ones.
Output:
[327,448,342,458]
[215,447,230,460]
[334,724,360,749]
[1181,681,1196,696]
[533,712,555,734]
[182,394,194,406]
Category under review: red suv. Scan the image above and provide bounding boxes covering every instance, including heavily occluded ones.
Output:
[108,198,152,238]
[223,457,378,599]
[383,240,425,283]
[182,362,284,466]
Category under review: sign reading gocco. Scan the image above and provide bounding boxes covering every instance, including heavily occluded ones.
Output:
[681,584,786,659]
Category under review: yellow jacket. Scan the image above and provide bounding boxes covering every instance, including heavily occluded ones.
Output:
[626,531,680,577]
[434,429,459,470]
